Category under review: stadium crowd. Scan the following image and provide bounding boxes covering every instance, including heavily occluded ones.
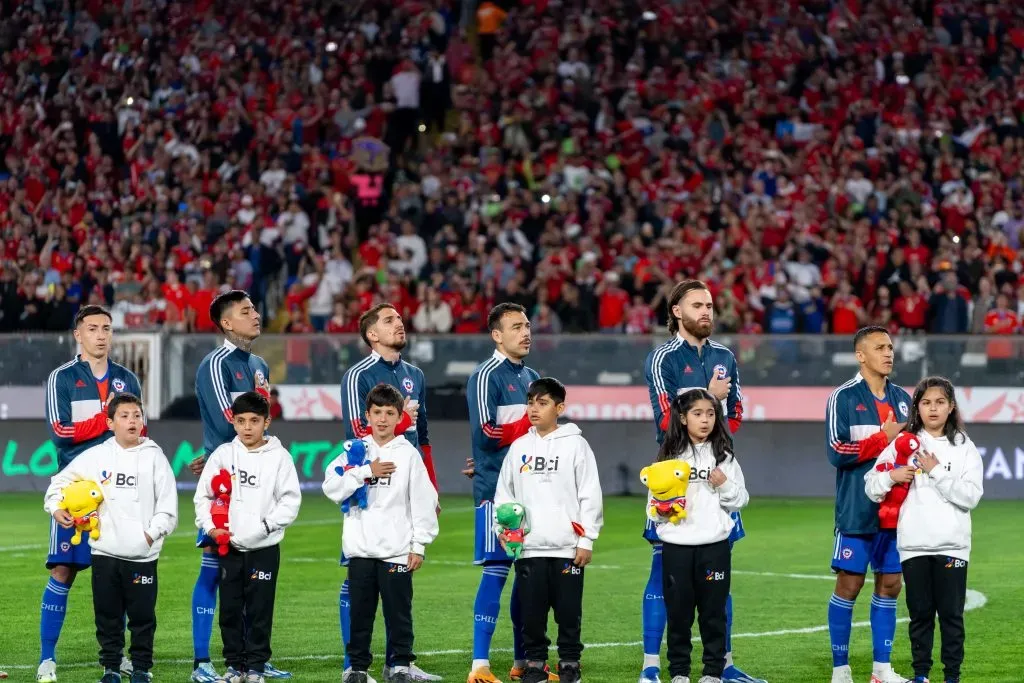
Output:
[1,0,1024,337]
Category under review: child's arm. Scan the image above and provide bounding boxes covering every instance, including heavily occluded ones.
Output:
[407,448,440,556]
[265,453,302,532]
[928,439,984,511]
[574,439,604,551]
[322,450,371,505]
[193,449,220,534]
[864,440,899,503]
[716,455,749,512]
[493,449,516,509]
[147,450,179,542]
[43,449,95,515]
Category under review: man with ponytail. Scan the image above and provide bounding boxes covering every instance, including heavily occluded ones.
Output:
[641,281,761,683]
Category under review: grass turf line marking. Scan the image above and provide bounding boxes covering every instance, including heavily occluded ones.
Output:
[0,575,986,671]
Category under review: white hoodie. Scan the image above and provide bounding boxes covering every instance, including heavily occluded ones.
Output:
[649,443,749,547]
[44,438,178,562]
[494,423,604,559]
[194,436,302,551]
[864,430,984,562]
[323,434,439,564]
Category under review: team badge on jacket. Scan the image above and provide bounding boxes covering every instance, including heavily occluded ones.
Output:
[112,378,126,392]
[402,377,415,393]
[713,364,728,380]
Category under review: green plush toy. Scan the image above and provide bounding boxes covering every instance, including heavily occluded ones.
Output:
[495,502,528,560]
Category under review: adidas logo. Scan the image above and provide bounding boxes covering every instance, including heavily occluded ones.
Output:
[855,404,867,411]
[75,379,87,388]
[684,366,694,374]
[235,371,244,379]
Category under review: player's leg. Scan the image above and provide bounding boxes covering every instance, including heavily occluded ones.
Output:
[871,531,909,683]
[192,537,220,683]
[830,532,870,683]
[469,502,513,683]
[38,519,88,683]
[639,528,665,683]
[91,556,127,679]
[720,515,767,683]
[931,556,967,683]
[550,558,584,683]
[124,559,158,679]
[693,540,730,681]
[900,557,936,682]
[661,542,697,682]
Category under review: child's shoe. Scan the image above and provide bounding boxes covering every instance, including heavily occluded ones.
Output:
[556,663,580,683]
[99,671,121,683]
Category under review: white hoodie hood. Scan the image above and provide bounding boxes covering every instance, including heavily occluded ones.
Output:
[45,437,178,561]
[494,423,604,559]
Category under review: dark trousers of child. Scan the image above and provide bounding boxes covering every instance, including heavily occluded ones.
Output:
[92,555,159,672]
[902,555,968,681]
[347,558,416,672]
[219,544,281,674]
[662,540,731,680]
[514,557,585,664]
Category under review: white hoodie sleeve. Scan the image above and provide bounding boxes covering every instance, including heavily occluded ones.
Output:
[573,437,604,551]
[407,446,439,556]
[928,439,984,511]
[194,448,222,534]
[864,441,899,503]
[494,449,516,509]
[44,447,100,515]
[322,449,374,505]
[146,448,179,541]
[265,452,302,532]
[716,455,750,512]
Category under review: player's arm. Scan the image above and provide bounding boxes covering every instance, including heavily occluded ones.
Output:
[341,368,372,439]
[196,359,238,451]
[644,349,676,435]
[322,448,371,505]
[864,440,899,503]
[725,358,744,434]
[574,439,604,550]
[265,454,302,532]
[193,449,222,533]
[468,369,531,450]
[407,446,440,555]
[826,389,888,469]
[414,371,438,491]
[46,369,108,446]
[147,448,178,541]
[716,455,749,512]
[928,439,984,511]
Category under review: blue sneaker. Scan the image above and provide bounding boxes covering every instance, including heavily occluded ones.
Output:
[639,666,661,683]
[191,663,219,683]
[912,678,929,683]
[262,664,292,680]
[722,667,767,683]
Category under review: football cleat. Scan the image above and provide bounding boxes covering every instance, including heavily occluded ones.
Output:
[262,664,292,680]
[831,666,854,683]
[723,666,767,683]
[870,670,910,683]
[192,663,220,683]
[639,667,662,683]
[467,667,504,683]
[37,660,58,683]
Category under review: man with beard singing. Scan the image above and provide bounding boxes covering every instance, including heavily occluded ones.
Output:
[640,280,763,683]
[339,303,440,683]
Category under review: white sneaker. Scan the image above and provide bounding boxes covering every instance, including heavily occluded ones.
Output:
[120,657,134,677]
[698,678,723,683]
[870,669,910,683]
[831,666,854,683]
[408,664,441,682]
[245,673,265,683]
[37,660,57,683]
[640,669,662,683]
[670,678,689,683]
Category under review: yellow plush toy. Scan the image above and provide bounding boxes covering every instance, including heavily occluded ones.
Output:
[59,480,104,545]
[640,460,692,524]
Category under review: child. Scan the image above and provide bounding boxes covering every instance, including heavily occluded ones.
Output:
[323,383,439,683]
[194,392,302,683]
[648,388,749,683]
[493,378,604,683]
[44,393,178,683]
[865,377,983,683]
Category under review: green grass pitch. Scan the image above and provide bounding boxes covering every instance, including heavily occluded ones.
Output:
[1,494,1020,682]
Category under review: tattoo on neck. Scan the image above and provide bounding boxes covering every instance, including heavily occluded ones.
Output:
[226,333,252,352]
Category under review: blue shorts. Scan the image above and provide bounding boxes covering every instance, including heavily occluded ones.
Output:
[642,511,746,544]
[46,518,92,570]
[831,530,901,575]
[340,549,349,567]
[474,501,513,565]
[196,529,215,550]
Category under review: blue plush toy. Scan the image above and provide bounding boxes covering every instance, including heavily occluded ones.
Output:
[335,439,370,513]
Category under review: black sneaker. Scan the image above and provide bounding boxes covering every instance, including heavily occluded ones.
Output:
[558,662,582,683]
[99,671,122,683]
[130,671,153,683]
[521,666,549,683]
[389,672,410,683]
[346,673,368,683]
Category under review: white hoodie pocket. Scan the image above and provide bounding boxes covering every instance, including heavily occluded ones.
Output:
[527,506,577,550]
[116,519,153,559]
[899,484,967,552]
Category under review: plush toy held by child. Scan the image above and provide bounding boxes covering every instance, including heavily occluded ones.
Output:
[209,468,233,555]
[335,439,371,513]
[874,432,922,528]
[495,502,529,560]
[59,480,104,545]
[640,459,692,524]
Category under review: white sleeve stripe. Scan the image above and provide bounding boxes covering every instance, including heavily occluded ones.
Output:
[475,358,502,425]
[827,377,861,446]
[46,360,78,425]
[208,347,233,413]
[345,355,378,424]
[649,339,680,396]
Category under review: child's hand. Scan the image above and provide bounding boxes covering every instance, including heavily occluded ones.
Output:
[370,458,397,478]
[52,509,74,529]
[407,553,424,572]
[209,529,230,541]
[144,532,154,546]
[917,450,940,474]
[573,548,592,567]
[889,466,916,484]
[709,468,728,487]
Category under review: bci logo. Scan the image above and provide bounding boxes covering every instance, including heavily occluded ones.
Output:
[237,470,258,487]
[690,468,713,482]
[115,473,136,488]
[368,476,392,487]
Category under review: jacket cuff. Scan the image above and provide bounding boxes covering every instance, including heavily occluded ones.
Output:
[717,479,739,497]
[576,536,594,551]
[927,465,949,482]
[145,523,164,541]
[355,464,373,481]
[411,542,425,556]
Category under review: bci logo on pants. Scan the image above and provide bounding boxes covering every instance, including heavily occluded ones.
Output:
[705,570,726,581]
[945,558,966,569]
[132,573,154,585]
[250,570,273,581]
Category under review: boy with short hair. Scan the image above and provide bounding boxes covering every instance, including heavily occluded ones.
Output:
[44,393,178,683]
[323,383,439,683]
[194,393,302,683]
[494,378,604,683]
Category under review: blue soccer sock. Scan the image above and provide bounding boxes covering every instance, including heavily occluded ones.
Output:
[642,548,666,659]
[192,555,219,664]
[472,564,510,664]
[870,594,898,664]
[829,593,856,667]
[510,572,525,662]
[340,580,351,670]
[40,577,70,663]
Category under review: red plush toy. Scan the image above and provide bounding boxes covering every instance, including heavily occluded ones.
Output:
[210,468,233,556]
[876,432,922,528]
